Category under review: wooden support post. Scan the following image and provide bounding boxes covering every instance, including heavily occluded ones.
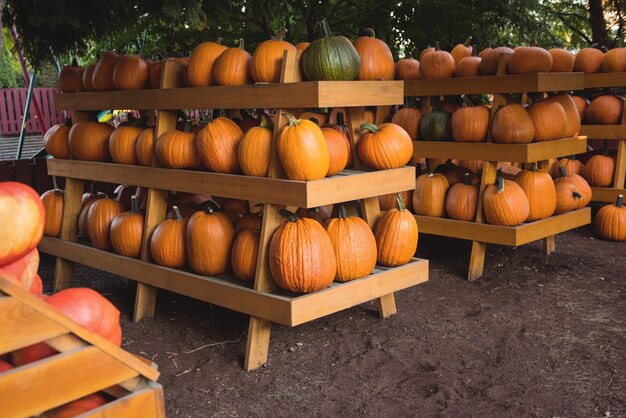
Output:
[613,139,626,189]
[536,159,556,254]
[468,160,497,281]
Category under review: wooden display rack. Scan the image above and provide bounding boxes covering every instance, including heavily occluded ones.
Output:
[405,69,590,281]
[42,51,428,371]
[579,72,626,203]
[0,276,165,418]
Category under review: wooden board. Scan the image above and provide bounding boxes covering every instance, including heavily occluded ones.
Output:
[404,72,584,96]
[37,237,428,327]
[583,72,626,88]
[413,137,587,163]
[590,187,626,203]
[54,81,404,111]
[415,208,591,246]
[579,125,626,140]
[46,160,416,208]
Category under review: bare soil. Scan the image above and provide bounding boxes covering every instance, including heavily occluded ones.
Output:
[39,223,626,418]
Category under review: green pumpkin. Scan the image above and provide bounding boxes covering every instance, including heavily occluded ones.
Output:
[302,20,361,81]
[420,110,452,141]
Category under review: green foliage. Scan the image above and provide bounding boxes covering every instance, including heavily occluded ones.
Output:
[0,29,23,87]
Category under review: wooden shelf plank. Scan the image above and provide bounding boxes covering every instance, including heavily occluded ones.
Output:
[579,125,626,140]
[415,208,591,246]
[404,73,584,96]
[46,160,416,208]
[583,72,626,89]
[591,187,626,203]
[54,81,404,111]
[38,238,428,327]
[413,137,587,163]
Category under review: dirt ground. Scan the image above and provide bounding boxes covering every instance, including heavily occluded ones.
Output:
[39,222,626,418]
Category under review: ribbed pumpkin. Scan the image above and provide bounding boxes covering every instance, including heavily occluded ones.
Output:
[220,198,250,226]
[302,19,361,81]
[251,28,296,83]
[113,55,149,90]
[549,46,575,72]
[483,175,530,226]
[358,122,412,170]
[234,210,262,236]
[78,189,105,237]
[214,39,252,86]
[554,165,592,207]
[327,112,353,167]
[586,95,624,125]
[582,154,615,187]
[571,96,589,122]
[43,120,71,158]
[149,206,186,267]
[196,117,244,174]
[238,115,272,177]
[187,201,234,275]
[68,121,114,161]
[507,46,553,74]
[601,48,626,73]
[479,46,514,75]
[91,51,119,91]
[460,159,484,174]
[551,157,584,179]
[554,182,584,215]
[412,172,449,217]
[450,37,473,64]
[420,42,455,79]
[187,39,228,87]
[391,107,423,140]
[295,207,332,225]
[478,44,494,58]
[324,204,377,282]
[86,197,123,250]
[374,195,418,267]
[514,163,556,221]
[595,194,626,241]
[278,114,329,180]
[109,125,142,165]
[445,173,478,221]
[573,48,604,73]
[420,108,452,141]
[454,56,482,77]
[491,103,535,144]
[320,124,350,176]
[81,63,96,91]
[379,189,413,213]
[58,59,84,93]
[155,122,199,169]
[269,210,336,293]
[451,96,489,142]
[352,28,395,80]
[546,94,581,137]
[395,55,420,80]
[528,99,567,142]
[110,196,143,258]
[419,45,435,60]
[231,228,260,281]
[135,128,155,166]
[41,189,64,237]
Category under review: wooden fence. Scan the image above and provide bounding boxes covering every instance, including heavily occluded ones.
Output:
[0,88,64,136]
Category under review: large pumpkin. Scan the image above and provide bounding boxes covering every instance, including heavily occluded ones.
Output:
[582,154,615,187]
[231,228,260,281]
[491,103,535,144]
[454,56,482,77]
[395,55,420,80]
[352,28,395,80]
[302,19,361,81]
[43,120,71,159]
[41,189,64,237]
[110,196,143,258]
[391,107,423,140]
[554,182,584,215]
[483,175,530,226]
[595,194,626,241]
[451,97,489,142]
[551,157,584,178]
[58,59,84,93]
[412,172,449,217]
[507,46,553,74]
[445,173,478,221]
[197,117,244,174]
[514,163,556,221]
[324,204,377,282]
[150,206,187,268]
[68,121,114,162]
[527,99,567,142]
[549,46,575,72]
[112,54,149,90]
[269,210,336,293]
[420,108,452,141]
[109,125,142,165]
[321,124,350,176]
[358,122,413,170]
[277,114,330,180]
[586,95,624,125]
[374,195,418,267]
[214,39,253,86]
[86,197,123,250]
[238,116,272,177]
[450,37,473,64]
[420,42,455,79]
[135,127,155,166]
[546,94,581,137]
[573,48,604,74]
[554,165,592,207]
[91,51,119,91]
[187,202,234,275]
[155,123,199,169]
[601,48,626,73]
[251,28,297,83]
[479,46,514,75]
[187,39,228,87]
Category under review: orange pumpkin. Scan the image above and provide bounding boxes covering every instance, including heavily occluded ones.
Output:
[595,194,626,241]
[451,97,490,142]
[86,197,123,250]
[109,125,142,165]
[220,198,250,226]
[450,37,473,64]
[41,189,64,237]
[454,56,482,77]
[554,182,584,215]
[187,39,228,87]
[420,42,455,79]
[81,63,96,91]
[113,55,149,90]
[277,114,329,180]
[187,202,234,275]
[514,163,556,221]
[68,121,114,161]
[549,47,575,72]
[110,196,143,258]
[571,96,589,122]
[374,195,418,267]
[573,48,604,74]
[483,175,530,226]
[238,115,272,177]
[546,94,581,137]
[150,206,187,268]
[491,103,535,144]
[231,228,260,281]
[214,39,252,86]
[460,159,484,174]
[358,123,413,170]
[395,56,420,80]
[295,206,332,225]
[135,127,155,167]
[412,172,449,217]
[352,28,395,80]
[435,160,478,186]
[419,45,435,60]
[445,173,478,221]
[582,154,615,187]
[234,210,262,236]
[586,95,624,125]
[43,121,71,158]
[78,189,105,238]
[527,99,567,141]
[479,46,514,75]
[321,125,350,176]
[326,111,353,167]
[269,210,336,293]
[196,117,244,174]
[251,28,297,83]
[554,165,592,207]
[58,59,84,93]
[91,51,119,91]
[601,48,626,73]
[379,190,413,213]
[155,123,199,169]
[391,107,423,140]
[507,46,553,74]
[551,157,584,178]
[295,42,310,52]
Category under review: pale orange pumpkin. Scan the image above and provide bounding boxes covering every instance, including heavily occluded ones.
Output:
[454,56,482,77]
[214,39,253,86]
[251,28,297,83]
[451,96,490,142]
[187,201,234,275]
[352,28,395,80]
[374,194,418,267]
[450,37,473,64]
[187,39,228,87]
[412,172,449,217]
[601,48,626,73]
[238,115,272,177]
[196,117,244,174]
[68,121,114,161]
[527,99,567,142]
[479,46,514,75]
[277,114,330,180]
[150,206,187,268]
[507,46,553,74]
[295,42,310,52]
[491,103,535,144]
[546,94,581,137]
[43,121,71,159]
[549,47,575,72]
[514,163,556,221]
[109,125,142,165]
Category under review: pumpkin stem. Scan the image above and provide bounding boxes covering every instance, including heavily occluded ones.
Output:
[602,140,611,156]
[52,176,58,190]
[273,28,288,41]
[616,194,624,208]
[130,196,139,214]
[71,58,78,67]
[396,193,406,212]
[360,123,379,133]
[361,28,376,38]
[283,112,300,127]
[434,41,441,51]
[279,209,299,222]
[88,181,97,196]
[309,117,321,127]
[600,45,609,53]
[319,19,333,38]
[237,38,245,50]
[463,36,473,47]
[335,204,347,219]
[463,172,472,185]
[460,95,474,107]
[559,165,567,178]
[555,38,564,48]
[496,174,505,194]
[530,162,536,172]
[171,206,183,221]
[336,112,345,126]
[203,200,221,215]
[259,114,271,129]
[573,192,583,200]
[183,120,193,133]
[64,117,72,127]
[216,37,223,45]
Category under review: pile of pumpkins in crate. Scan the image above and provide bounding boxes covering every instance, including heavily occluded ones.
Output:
[0,181,125,416]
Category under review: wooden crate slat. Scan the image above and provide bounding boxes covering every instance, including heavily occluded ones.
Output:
[583,72,626,88]
[46,159,416,208]
[0,297,68,353]
[0,346,137,418]
[590,187,626,203]
[78,384,164,418]
[579,125,626,140]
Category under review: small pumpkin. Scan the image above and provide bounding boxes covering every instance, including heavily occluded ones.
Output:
[295,206,332,225]
[251,28,297,83]
[113,54,149,90]
[420,105,452,141]
[451,96,489,142]
[395,55,420,80]
[445,173,478,221]
[514,163,556,221]
[234,210,262,236]
[110,196,143,258]
[78,184,106,237]
[460,159,484,174]
[479,46,514,75]
[109,125,143,165]
[352,28,395,80]
[220,198,250,226]
[41,189,64,237]
[269,210,336,293]
[391,107,423,141]
[379,190,413,213]
[196,116,244,174]
[586,95,624,125]
[483,174,530,227]
[358,122,413,170]
[150,206,187,268]
[155,122,199,169]
[325,111,353,167]
[491,103,535,144]
[527,99,568,142]
[86,196,123,250]
[187,38,228,87]
[68,121,114,162]
[374,194,418,267]
[324,204,377,282]
[135,127,155,166]
[582,153,615,187]
[58,59,84,93]
[420,42,455,79]
[321,123,350,176]
[551,157,584,179]
[554,165,592,207]
[81,63,96,91]
[43,119,71,158]
[412,172,449,217]
[238,115,272,177]
[507,46,553,74]
[214,38,253,86]
[601,48,626,73]
[277,114,329,180]
[554,182,584,215]
[450,37,473,64]
[91,51,119,91]
[573,47,604,74]
[549,43,575,72]
[454,56,482,77]
[434,160,478,185]
[231,228,260,281]
[595,194,626,241]
[187,201,234,275]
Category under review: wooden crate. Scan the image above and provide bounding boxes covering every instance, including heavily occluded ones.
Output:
[0,276,165,418]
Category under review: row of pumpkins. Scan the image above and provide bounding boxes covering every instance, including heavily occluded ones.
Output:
[43,111,413,181]
[58,23,626,93]
[40,184,418,294]
[0,181,125,417]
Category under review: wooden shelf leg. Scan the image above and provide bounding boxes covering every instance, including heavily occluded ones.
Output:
[613,140,626,189]
[134,284,158,322]
[543,235,556,255]
[53,177,84,291]
[244,317,272,371]
[468,241,487,281]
